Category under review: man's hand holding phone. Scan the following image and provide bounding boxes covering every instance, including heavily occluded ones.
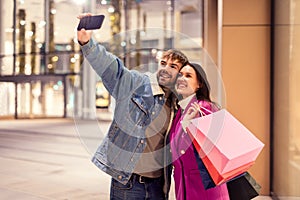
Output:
[77,14,105,31]
[77,13,105,45]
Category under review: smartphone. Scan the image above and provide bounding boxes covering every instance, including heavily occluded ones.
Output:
[77,15,105,31]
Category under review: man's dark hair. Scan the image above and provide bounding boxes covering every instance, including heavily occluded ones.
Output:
[162,49,188,66]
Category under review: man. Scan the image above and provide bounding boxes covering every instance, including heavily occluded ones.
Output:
[77,13,188,200]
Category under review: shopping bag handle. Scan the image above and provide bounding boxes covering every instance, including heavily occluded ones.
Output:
[199,106,213,117]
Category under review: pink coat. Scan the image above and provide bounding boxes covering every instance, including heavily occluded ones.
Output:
[169,98,230,200]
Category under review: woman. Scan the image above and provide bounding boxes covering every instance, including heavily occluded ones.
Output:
[169,63,229,200]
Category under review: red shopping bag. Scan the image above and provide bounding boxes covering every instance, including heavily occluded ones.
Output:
[202,153,254,184]
[186,109,264,185]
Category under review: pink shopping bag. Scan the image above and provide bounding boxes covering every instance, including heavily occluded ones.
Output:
[186,109,264,182]
[190,127,255,185]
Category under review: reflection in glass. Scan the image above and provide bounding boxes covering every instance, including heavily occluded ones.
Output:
[0,83,15,116]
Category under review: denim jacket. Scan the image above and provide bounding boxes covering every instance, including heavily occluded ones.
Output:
[81,38,174,195]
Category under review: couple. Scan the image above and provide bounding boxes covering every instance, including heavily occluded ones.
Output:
[77,14,229,200]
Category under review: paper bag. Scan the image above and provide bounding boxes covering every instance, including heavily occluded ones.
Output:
[187,109,264,184]
[227,171,261,200]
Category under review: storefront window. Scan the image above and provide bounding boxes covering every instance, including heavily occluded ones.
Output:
[0,83,15,117]
[1,0,14,75]
[0,0,83,118]
[0,0,15,117]
[14,0,45,75]
[1,0,208,119]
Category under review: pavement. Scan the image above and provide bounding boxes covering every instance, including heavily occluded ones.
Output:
[0,110,115,200]
[0,110,272,200]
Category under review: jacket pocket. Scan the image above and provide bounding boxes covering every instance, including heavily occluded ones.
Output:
[111,177,133,190]
[129,95,151,127]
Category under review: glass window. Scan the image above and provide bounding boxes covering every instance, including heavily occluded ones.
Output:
[0,0,85,118]
[50,0,82,74]
[1,0,14,75]
[14,0,45,75]
[0,83,15,117]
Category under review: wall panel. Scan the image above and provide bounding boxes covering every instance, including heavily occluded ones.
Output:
[222,0,271,195]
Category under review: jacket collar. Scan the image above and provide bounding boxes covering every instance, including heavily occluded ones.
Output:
[146,72,179,118]
[146,72,165,96]
[178,94,196,111]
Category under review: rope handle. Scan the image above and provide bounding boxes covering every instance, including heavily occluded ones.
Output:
[198,105,213,117]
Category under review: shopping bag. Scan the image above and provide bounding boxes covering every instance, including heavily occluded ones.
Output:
[192,127,254,185]
[193,145,247,189]
[227,171,261,200]
[192,146,216,189]
[186,109,264,184]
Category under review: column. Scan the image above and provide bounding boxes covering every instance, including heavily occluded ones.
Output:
[80,0,96,119]
[0,0,3,75]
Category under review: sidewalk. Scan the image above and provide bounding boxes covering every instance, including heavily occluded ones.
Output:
[0,118,112,200]
[0,115,271,200]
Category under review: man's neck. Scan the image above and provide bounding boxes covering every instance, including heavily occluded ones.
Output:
[161,86,172,99]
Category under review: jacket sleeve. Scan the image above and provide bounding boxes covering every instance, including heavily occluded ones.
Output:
[80,37,145,100]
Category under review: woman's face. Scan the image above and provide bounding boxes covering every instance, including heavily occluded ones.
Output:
[175,65,200,99]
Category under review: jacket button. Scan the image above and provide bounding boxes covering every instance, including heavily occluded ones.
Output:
[118,175,122,180]
[180,150,185,154]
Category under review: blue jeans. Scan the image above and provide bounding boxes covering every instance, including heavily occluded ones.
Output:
[110,174,165,200]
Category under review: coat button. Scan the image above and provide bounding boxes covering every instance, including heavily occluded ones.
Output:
[180,150,185,154]
[118,175,122,180]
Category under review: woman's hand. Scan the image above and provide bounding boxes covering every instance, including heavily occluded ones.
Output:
[181,102,202,133]
[184,102,202,121]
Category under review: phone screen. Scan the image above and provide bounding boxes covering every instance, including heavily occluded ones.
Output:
[77,15,105,31]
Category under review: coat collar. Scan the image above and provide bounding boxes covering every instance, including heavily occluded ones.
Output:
[178,94,196,111]
[146,72,165,96]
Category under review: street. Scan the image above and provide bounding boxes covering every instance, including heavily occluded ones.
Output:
[0,118,111,200]
[0,116,271,200]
